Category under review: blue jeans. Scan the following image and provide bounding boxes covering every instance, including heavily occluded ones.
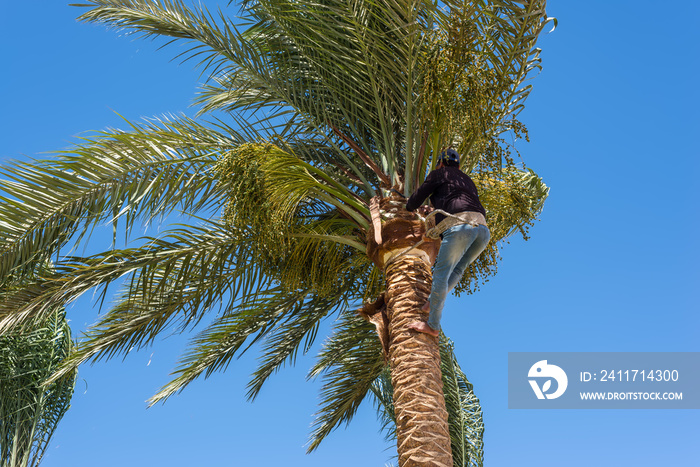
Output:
[427,223,491,331]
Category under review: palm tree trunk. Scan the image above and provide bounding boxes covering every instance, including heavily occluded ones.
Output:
[366,197,452,466]
[384,253,453,467]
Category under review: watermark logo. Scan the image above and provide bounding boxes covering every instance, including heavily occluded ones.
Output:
[509,353,700,409]
[528,360,568,399]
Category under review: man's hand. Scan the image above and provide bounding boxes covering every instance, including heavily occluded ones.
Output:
[417,205,434,216]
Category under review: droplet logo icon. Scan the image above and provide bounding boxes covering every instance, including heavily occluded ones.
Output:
[528,360,568,399]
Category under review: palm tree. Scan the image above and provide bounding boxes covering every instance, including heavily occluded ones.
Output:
[0,0,552,465]
[0,293,76,467]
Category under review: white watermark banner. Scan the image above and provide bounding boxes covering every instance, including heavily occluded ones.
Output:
[508,352,700,409]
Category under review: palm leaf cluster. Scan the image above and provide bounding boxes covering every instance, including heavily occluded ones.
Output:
[0,0,552,456]
[0,299,76,467]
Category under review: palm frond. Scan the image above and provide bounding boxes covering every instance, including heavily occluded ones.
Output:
[217,142,371,232]
[74,1,553,195]
[369,367,396,441]
[306,310,385,452]
[417,0,553,183]
[441,338,484,467]
[473,0,554,123]
[76,0,390,189]
[0,115,235,283]
[75,0,243,77]
[0,222,257,335]
[246,292,350,400]
[0,303,76,467]
[148,286,310,405]
[242,0,433,176]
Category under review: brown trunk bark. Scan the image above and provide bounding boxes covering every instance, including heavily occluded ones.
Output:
[366,198,452,467]
[385,254,452,467]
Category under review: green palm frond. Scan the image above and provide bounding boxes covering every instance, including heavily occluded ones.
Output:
[368,367,396,441]
[246,291,349,401]
[277,222,368,296]
[306,310,385,452]
[1,210,374,388]
[262,146,371,226]
[75,0,241,75]
[473,0,554,122]
[148,279,362,405]
[441,338,484,467]
[0,115,235,282]
[147,285,310,405]
[75,0,390,187]
[73,0,553,186]
[0,222,256,334]
[242,0,443,181]
[416,0,553,186]
[0,303,76,467]
[26,224,366,397]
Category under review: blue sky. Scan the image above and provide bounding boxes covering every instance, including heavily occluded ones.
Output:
[1,1,699,466]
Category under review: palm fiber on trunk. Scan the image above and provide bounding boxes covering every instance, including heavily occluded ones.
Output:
[385,254,452,467]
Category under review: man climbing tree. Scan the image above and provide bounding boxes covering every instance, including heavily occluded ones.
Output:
[406,149,490,337]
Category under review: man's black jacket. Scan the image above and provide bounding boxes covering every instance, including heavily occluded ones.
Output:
[406,165,486,224]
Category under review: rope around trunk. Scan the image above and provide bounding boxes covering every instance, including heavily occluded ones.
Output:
[383,209,474,269]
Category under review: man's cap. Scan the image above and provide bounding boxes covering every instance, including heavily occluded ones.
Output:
[438,148,460,165]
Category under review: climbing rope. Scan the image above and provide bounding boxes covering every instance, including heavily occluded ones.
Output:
[383,209,482,268]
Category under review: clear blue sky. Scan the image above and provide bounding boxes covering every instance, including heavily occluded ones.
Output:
[1,1,699,466]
